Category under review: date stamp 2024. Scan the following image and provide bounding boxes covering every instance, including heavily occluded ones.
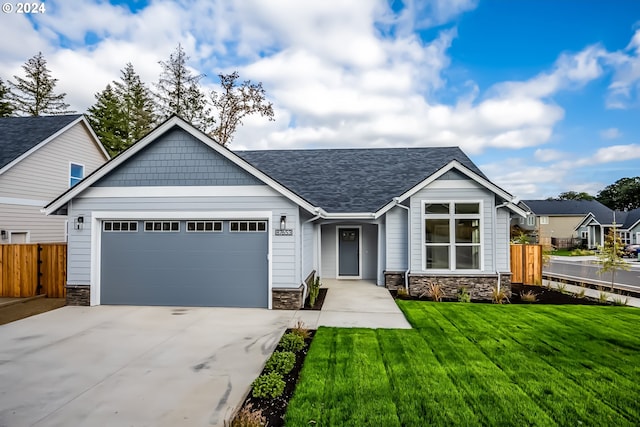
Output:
[2,2,46,14]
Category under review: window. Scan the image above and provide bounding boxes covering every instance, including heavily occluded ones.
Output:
[144,221,180,232]
[424,201,481,270]
[526,215,535,226]
[230,221,267,232]
[70,163,84,187]
[617,231,631,245]
[540,216,549,225]
[186,221,222,232]
[103,221,138,232]
[580,230,589,239]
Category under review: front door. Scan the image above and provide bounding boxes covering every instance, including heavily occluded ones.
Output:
[338,227,360,277]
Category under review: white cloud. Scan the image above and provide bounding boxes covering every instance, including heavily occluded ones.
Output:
[600,127,622,139]
[604,28,640,108]
[534,148,565,162]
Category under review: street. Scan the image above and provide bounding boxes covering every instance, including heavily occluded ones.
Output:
[544,259,640,291]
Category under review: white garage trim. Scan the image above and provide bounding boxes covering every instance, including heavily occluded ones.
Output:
[90,210,273,308]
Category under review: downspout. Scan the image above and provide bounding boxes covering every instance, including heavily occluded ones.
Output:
[300,209,322,307]
[393,198,411,293]
[494,200,510,291]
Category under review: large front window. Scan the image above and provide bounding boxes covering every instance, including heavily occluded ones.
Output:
[424,201,481,270]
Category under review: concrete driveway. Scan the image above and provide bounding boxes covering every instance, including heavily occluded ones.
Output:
[0,305,297,427]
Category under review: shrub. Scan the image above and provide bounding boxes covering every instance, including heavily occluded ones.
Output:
[397,287,408,297]
[575,288,586,299]
[611,296,628,306]
[491,286,510,304]
[419,281,443,302]
[308,276,321,307]
[279,332,305,353]
[290,320,310,340]
[264,351,296,375]
[520,290,537,303]
[556,282,567,294]
[457,287,471,303]
[230,404,266,427]
[598,291,608,304]
[251,372,285,399]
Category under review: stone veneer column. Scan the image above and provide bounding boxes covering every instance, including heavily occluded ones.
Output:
[66,285,91,306]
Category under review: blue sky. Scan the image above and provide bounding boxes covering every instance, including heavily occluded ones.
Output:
[1,0,639,199]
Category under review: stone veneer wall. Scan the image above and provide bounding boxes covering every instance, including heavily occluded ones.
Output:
[408,273,512,301]
[66,285,91,306]
[384,271,406,290]
[272,286,304,309]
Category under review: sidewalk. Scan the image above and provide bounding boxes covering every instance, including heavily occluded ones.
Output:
[550,255,640,268]
[543,279,640,308]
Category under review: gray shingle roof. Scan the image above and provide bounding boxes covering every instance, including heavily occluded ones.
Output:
[0,114,82,170]
[237,147,487,213]
[619,208,640,229]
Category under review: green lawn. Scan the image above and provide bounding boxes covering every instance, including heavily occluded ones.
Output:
[285,302,640,426]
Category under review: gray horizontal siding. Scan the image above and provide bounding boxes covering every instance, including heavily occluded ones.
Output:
[67,195,300,289]
[0,204,67,243]
[385,206,408,271]
[94,128,262,187]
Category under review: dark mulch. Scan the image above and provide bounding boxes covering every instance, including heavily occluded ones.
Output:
[301,287,327,310]
[389,284,608,305]
[236,329,316,427]
[0,297,66,326]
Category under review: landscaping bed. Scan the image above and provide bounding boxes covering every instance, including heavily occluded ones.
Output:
[302,288,327,310]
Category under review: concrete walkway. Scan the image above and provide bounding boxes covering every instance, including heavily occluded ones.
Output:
[291,279,412,329]
[543,278,640,308]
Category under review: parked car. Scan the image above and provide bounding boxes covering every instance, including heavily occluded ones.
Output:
[622,244,640,258]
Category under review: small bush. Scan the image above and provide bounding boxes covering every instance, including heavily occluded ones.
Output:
[611,296,628,306]
[420,281,443,302]
[397,287,408,297]
[231,404,266,427]
[264,351,296,375]
[570,248,594,256]
[556,282,567,294]
[457,287,471,303]
[251,372,285,399]
[290,320,310,340]
[279,332,305,353]
[598,291,608,304]
[520,290,537,303]
[492,286,510,304]
[575,288,586,299]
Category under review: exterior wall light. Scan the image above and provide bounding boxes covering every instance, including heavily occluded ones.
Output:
[280,215,286,230]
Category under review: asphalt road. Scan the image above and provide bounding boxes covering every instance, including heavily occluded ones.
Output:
[544,259,640,290]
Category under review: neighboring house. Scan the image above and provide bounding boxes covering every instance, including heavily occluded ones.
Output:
[514,199,612,248]
[576,207,640,249]
[44,116,526,309]
[0,115,109,244]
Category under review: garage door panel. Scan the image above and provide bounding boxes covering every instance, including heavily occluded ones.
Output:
[100,220,268,307]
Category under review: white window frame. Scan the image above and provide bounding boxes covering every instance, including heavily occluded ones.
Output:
[617,231,631,245]
[580,230,589,239]
[422,200,484,272]
[69,162,85,187]
[186,221,223,232]
[540,216,549,225]
[526,215,535,226]
[144,221,180,232]
[229,220,267,232]
[8,231,30,243]
[103,221,139,232]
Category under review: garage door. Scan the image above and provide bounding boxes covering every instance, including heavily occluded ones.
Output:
[100,219,269,307]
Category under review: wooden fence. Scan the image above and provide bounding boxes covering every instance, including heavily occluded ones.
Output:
[510,244,543,285]
[0,244,66,298]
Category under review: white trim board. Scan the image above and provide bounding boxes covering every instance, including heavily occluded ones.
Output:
[80,185,280,198]
[89,210,273,308]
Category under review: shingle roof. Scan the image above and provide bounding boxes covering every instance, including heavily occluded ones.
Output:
[0,114,82,170]
[523,199,610,216]
[237,147,487,212]
[620,208,640,229]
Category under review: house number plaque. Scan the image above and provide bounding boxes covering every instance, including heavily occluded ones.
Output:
[275,229,293,236]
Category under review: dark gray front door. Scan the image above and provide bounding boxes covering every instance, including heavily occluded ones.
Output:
[338,228,359,277]
[100,220,268,307]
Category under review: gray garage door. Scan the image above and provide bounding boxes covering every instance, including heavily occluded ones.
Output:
[100,220,268,307]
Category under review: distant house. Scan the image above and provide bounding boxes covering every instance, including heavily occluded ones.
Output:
[0,115,109,244]
[576,207,640,249]
[45,116,526,308]
[514,199,612,248]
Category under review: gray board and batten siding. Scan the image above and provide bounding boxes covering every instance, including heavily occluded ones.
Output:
[67,127,303,302]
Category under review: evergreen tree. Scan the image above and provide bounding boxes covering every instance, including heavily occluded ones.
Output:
[154,44,211,130]
[210,71,274,146]
[0,78,14,117]
[87,84,126,156]
[9,52,73,116]
[87,63,155,156]
[113,63,155,145]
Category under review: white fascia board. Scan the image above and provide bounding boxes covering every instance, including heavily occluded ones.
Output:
[375,160,520,218]
[0,116,84,177]
[322,212,376,220]
[44,117,318,215]
[574,213,598,230]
